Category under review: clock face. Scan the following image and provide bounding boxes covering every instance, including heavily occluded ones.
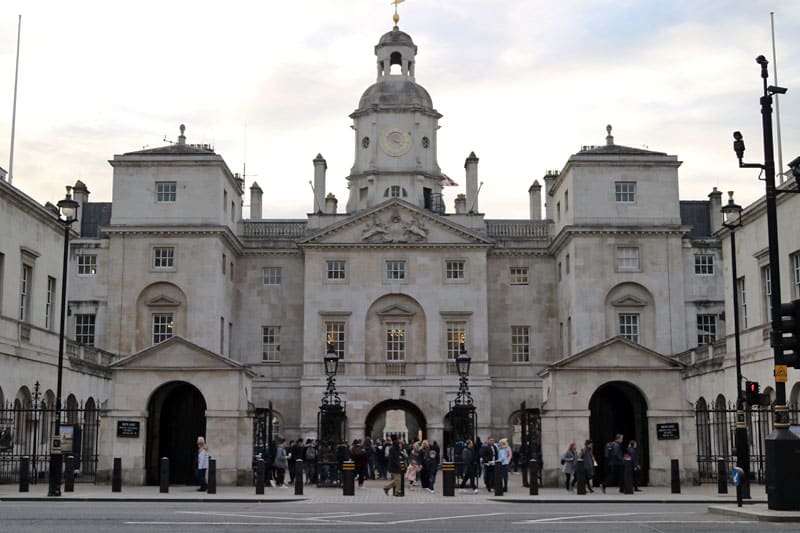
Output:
[380,127,412,156]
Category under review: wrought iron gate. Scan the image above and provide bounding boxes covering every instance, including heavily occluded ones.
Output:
[518,401,542,487]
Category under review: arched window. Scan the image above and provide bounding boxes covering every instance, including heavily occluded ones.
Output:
[65,394,79,424]
[713,394,729,463]
[82,397,97,475]
[695,397,712,478]
[384,186,407,198]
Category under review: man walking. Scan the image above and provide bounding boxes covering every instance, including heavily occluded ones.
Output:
[459,439,479,494]
[602,434,624,493]
[383,438,403,496]
[479,437,498,492]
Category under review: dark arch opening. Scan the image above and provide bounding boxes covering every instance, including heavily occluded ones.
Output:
[145,381,206,485]
[589,381,649,486]
[364,399,427,443]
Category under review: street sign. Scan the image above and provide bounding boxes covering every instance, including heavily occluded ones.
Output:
[775,365,788,383]
[656,423,680,440]
[117,420,140,438]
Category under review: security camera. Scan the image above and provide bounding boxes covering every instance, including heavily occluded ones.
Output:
[768,85,788,95]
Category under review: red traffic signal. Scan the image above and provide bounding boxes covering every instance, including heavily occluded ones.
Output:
[745,381,760,405]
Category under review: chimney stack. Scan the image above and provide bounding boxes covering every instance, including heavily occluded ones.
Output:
[71,180,89,236]
[708,187,722,233]
[529,180,542,220]
[543,170,558,220]
[465,152,479,213]
[313,154,327,213]
[325,193,338,214]
[250,182,263,219]
[454,193,467,214]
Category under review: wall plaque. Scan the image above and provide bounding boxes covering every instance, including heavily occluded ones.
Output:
[117,420,140,438]
[656,422,680,440]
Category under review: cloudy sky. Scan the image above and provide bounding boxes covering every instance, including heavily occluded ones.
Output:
[0,0,798,219]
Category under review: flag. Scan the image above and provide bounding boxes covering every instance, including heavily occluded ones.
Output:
[442,174,458,186]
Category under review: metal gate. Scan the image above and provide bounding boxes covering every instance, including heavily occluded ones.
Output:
[518,401,542,488]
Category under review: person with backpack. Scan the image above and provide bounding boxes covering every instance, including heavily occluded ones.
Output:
[602,434,624,493]
[303,438,317,484]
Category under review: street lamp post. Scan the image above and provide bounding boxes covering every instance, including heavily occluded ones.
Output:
[317,344,345,486]
[721,191,750,499]
[48,186,79,497]
[733,55,800,511]
[454,346,473,408]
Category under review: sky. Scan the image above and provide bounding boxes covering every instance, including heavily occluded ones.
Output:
[0,0,798,219]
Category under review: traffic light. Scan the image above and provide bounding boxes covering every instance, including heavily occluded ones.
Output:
[778,299,800,368]
[745,381,760,405]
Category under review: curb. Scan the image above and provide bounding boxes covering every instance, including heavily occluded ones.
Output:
[708,504,800,522]
[496,498,767,505]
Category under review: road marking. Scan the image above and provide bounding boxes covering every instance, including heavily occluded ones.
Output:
[512,521,758,525]
[176,510,384,522]
[518,512,655,523]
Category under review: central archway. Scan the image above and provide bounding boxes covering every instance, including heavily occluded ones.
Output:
[589,381,649,486]
[145,381,206,485]
[364,399,427,443]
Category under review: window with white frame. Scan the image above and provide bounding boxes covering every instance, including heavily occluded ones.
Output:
[325,321,345,359]
[694,254,714,275]
[616,246,640,272]
[618,313,640,343]
[19,264,32,321]
[445,260,465,281]
[385,260,406,281]
[262,326,280,362]
[738,277,748,329]
[45,276,56,329]
[75,314,96,346]
[153,247,175,269]
[385,323,406,361]
[793,252,800,299]
[77,255,97,276]
[152,313,174,344]
[326,260,346,281]
[263,267,282,285]
[446,321,466,361]
[762,265,772,322]
[155,181,176,203]
[697,314,717,346]
[510,267,528,285]
[615,181,636,203]
[511,326,530,362]
[383,186,407,198]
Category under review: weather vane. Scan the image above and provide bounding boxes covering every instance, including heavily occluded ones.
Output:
[391,0,405,27]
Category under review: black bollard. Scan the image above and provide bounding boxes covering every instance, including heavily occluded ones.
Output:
[159,457,169,493]
[112,457,122,492]
[670,459,680,494]
[442,462,455,496]
[494,464,503,496]
[19,456,30,493]
[64,455,75,493]
[255,458,265,494]
[294,459,303,495]
[717,459,728,494]
[623,460,633,494]
[208,458,216,494]
[398,458,405,497]
[529,459,538,495]
[576,459,586,495]
[342,460,355,496]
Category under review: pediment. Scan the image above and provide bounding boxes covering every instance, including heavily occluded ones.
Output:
[544,337,684,372]
[146,295,182,307]
[611,295,647,307]
[300,200,493,246]
[376,304,415,318]
[110,336,245,371]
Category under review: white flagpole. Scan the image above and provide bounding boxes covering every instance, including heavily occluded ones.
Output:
[770,12,784,183]
[8,14,22,185]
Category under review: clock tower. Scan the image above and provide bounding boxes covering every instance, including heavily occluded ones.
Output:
[346,25,444,213]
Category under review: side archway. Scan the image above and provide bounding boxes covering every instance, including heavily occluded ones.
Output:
[364,399,427,442]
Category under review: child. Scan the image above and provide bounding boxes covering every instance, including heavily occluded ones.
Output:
[405,459,420,488]
[424,449,439,494]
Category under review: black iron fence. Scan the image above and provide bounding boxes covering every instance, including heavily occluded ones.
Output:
[695,401,800,484]
[0,401,101,484]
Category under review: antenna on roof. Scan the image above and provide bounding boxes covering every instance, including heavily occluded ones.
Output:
[7,15,22,185]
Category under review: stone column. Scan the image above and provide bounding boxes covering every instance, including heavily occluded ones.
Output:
[313,154,327,213]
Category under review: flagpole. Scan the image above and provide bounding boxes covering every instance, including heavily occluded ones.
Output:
[8,14,22,185]
[770,11,784,183]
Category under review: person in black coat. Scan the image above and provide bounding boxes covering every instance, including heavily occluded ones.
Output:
[479,437,498,492]
[383,438,404,496]
[459,439,479,493]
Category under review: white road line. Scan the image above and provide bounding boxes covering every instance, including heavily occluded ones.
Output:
[512,520,758,525]
[175,510,384,522]
[518,512,654,523]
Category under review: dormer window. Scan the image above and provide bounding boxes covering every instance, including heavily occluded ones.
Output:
[384,186,407,198]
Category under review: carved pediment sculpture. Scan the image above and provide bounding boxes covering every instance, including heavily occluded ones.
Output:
[361,208,429,243]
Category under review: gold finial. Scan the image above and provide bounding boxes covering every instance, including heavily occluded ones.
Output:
[392,0,405,27]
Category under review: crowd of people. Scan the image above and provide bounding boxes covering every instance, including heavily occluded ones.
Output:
[559,434,641,493]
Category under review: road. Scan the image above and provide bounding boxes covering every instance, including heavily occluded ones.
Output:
[0,501,771,532]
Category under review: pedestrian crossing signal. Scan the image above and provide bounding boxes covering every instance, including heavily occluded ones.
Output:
[745,381,760,406]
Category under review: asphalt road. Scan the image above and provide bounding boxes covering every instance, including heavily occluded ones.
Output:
[0,502,774,532]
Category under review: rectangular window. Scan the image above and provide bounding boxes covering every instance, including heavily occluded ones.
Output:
[511,326,530,363]
[762,265,772,322]
[77,255,97,276]
[510,267,529,285]
[557,262,562,282]
[446,321,466,361]
[152,313,173,344]
[326,321,345,359]
[385,260,406,281]
[738,277,748,329]
[220,316,225,354]
[445,260,465,280]
[263,267,282,285]
[153,247,175,269]
[75,313,96,346]
[155,181,176,203]
[556,202,561,221]
[565,254,571,274]
[326,260,346,281]
[223,190,228,214]
[615,181,636,203]
[231,201,235,223]
[793,252,800,299]
[45,276,56,329]
[565,190,569,212]
[697,314,717,346]
[385,323,405,361]
[694,254,715,275]
[616,246,640,272]
[262,326,281,362]
[222,253,227,274]
[230,261,234,281]
[618,313,640,344]
[19,264,32,321]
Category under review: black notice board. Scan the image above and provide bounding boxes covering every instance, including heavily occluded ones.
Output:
[117,421,140,438]
[656,423,680,440]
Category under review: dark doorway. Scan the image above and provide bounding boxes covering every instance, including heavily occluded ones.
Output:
[365,399,426,443]
[146,381,206,485]
[589,381,649,486]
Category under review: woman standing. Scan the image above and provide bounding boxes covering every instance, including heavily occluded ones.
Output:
[498,438,512,492]
[561,442,577,492]
[195,436,209,492]
[273,438,288,487]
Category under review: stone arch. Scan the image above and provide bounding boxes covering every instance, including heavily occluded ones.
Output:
[695,397,712,478]
[713,394,729,460]
[364,294,427,375]
[604,282,656,348]
[135,282,187,352]
[82,397,97,474]
[15,386,32,407]
[364,399,427,442]
[14,387,32,446]
[41,390,55,445]
[65,394,79,424]
[790,382,800,406]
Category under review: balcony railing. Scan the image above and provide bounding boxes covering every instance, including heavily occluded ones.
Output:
[486,220,550,240]
[242,221,307,239]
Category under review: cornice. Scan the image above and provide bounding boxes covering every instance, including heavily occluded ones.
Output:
[103,225,243,254]
[549,225,689,252]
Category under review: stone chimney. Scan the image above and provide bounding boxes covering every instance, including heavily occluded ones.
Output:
[543,170,558,220]
[313,153,327,213]
[708,187,722,233]
[325,193,338,214]
[454,193,467,214]
[464,151,479,213]
[71,180,89,236]
[529,180,542,220]
[250,182,263,219]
